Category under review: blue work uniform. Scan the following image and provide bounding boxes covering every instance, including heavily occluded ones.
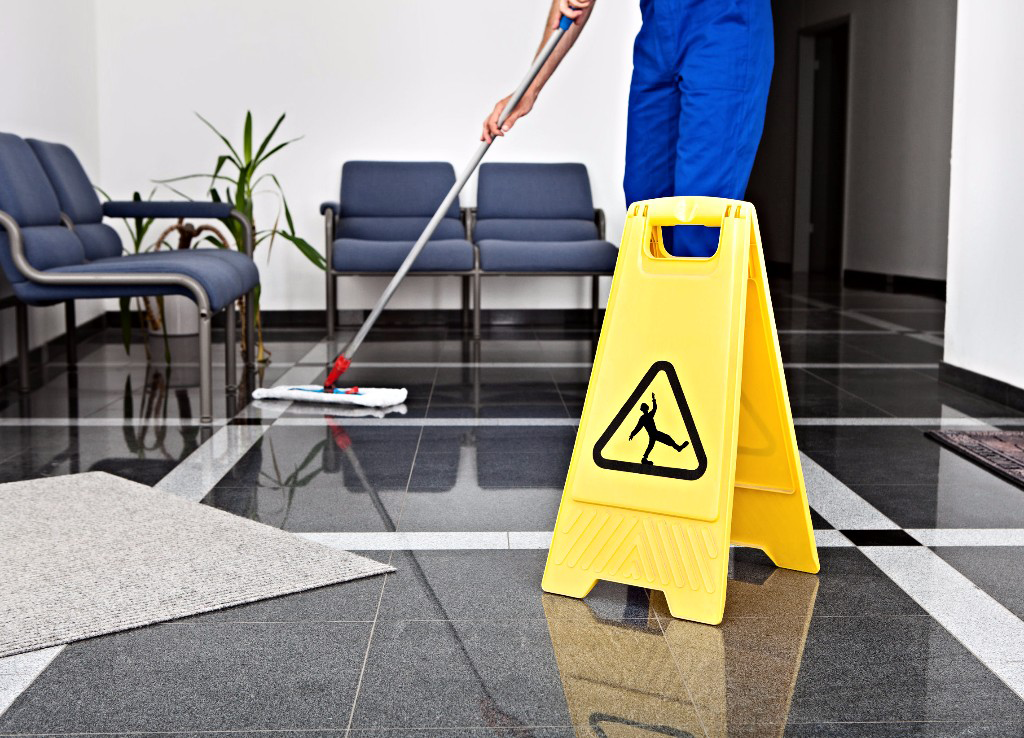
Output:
[625,0,774,256]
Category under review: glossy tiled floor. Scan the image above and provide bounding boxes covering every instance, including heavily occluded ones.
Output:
[2,278,1024,737]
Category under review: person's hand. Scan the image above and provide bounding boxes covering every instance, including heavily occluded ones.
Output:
[558,0,593,24]
[480,91,536,143]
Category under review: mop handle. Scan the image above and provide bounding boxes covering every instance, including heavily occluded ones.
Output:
[327,15,575,383]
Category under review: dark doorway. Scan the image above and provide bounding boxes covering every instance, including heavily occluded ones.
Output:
[807,22,849,276]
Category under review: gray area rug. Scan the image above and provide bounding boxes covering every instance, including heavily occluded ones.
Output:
[0,472,393,657]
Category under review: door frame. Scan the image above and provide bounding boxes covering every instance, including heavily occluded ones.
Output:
[792,15,853,275]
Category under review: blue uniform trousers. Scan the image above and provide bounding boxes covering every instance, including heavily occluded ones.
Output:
[625,0,774,256]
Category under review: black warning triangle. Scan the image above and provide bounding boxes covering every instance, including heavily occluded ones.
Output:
[592,361,708,481]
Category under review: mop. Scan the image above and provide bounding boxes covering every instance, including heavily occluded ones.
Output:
[254,15,577,408]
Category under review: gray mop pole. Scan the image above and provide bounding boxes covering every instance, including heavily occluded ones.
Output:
[333,15,575,372]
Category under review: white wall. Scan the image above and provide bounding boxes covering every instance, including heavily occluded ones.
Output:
[0,0,102,362]
[93,0,639,313]
[748,0,956,279]
[943,0,1024,390]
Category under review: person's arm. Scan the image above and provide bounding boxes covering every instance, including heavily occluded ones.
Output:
[481,0,596,143]
[651,393,657,415]
[628,416,643,441]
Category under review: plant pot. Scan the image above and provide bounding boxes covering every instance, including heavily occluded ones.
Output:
[147,295,198,337]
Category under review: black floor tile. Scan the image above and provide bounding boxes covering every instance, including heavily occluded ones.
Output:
[785,368,890,417]
[349,619,573,730]
[931,547,1024,619]
[785,615,1024,723]
[427,368,570,418]
[807,367,1023,418]
[0,622,373,733]
[729,547,928,618]
[377,550,653,623]
[850,308,947,332]
[841,529,922,546]
[835,333,944,363]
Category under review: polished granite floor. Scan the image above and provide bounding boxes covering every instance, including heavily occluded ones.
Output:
[1,277,1023,737]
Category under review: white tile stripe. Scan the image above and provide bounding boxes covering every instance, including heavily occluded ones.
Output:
[794,417,1024,427]
[0,418,232,427]
[154,424,269,503]
[860,547,1024,700]
[801,453,902,530]
[272,417,581,427]
[290,360,938,370]
[296,528,863,551]
[907,529,1024,546]
[269,416,1024,428]
[2,415,1023,428]
[787,362,937,369]
[805,458,1024,700]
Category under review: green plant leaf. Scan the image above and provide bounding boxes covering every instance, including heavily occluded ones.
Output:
[155,173,238,185]
[243,111,253,164]
[252,112,286,163]
[278,232,326,270]
[195,112,242,165]
[254,136,302,169]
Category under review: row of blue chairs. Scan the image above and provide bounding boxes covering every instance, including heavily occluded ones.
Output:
[1,138,616,421]
[322,161,618,336]
[0,133,258,423]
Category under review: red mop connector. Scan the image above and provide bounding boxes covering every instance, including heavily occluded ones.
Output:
[323,355,351,392]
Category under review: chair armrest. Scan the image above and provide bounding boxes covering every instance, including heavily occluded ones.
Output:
[594,208,606,240]
[462,207,476,241]
[103,201,234,219]
[0,209,211,312]
[320,201,340,216]
[103,202,254,257]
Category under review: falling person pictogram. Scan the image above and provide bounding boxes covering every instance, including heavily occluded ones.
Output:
[628,392,689,465]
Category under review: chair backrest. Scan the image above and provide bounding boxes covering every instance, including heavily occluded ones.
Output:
[27,139,122,260]
[336,161,465,241]
[0,132,86,285]
[474,163,598,242]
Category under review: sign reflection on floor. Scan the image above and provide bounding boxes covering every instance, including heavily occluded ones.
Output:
[543,560,818,737]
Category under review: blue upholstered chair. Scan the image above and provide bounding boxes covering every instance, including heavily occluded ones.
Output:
[473,163,617,336]
[0,132,259,423]
[321,161,475,335]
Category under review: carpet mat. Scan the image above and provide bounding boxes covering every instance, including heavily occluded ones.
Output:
[926,430,1024,490]
[0,472,393,657]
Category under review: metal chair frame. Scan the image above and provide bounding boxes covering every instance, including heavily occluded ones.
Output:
[0,208,256,424]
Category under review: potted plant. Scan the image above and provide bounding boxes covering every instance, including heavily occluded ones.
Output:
[158,111,324,363]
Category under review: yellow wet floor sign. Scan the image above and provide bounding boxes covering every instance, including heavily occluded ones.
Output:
[542,196,819,625]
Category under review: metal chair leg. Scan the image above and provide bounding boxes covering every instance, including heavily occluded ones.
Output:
[64,301,77,366]
[244,288,256,367]
[591,275,600,330]
[15,302,29,392]
[461,275,470,330]
[198,308,213,424]
[326,271,336,337]
[473,272,482,340]
[225,301,237,391]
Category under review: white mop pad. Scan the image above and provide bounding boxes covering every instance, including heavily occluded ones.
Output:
[252,385,408,408]
[251,399,408,418]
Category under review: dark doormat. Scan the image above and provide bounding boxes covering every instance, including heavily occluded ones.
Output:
[926,430,1024,490]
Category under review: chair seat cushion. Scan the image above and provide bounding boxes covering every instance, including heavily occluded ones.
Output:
[12,250,258,311]
[332,239,474,272]
[477,239,617,273]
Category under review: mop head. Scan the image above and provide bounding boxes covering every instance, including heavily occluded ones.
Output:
[252,385,408,408]
[251,399,407,419]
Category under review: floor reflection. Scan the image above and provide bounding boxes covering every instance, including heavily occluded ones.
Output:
[544,563,818,737]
